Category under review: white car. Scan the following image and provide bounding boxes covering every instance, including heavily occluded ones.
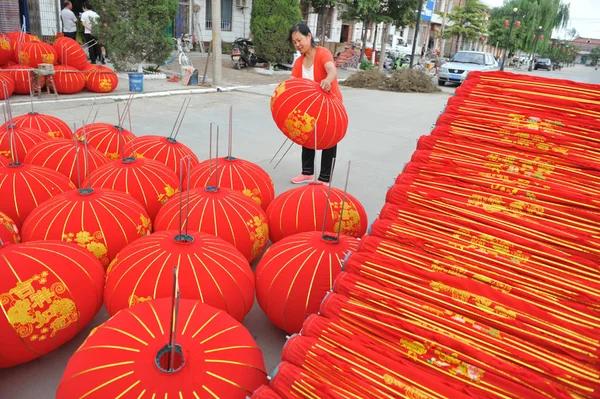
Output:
[438,51,500,86]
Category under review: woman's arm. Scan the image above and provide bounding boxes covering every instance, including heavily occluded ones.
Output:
[320,61,337,91]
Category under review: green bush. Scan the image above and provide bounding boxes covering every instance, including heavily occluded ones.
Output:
[359,60,375,70]
[92,0,178,70]
[250,0,301,63]
[222,41,233,55]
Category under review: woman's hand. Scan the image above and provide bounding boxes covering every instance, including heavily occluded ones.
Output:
[320,79,331,91]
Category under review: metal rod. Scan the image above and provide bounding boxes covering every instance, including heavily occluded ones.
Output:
[208,123,213,182]
[128,102,133,135]
[74,123,81,188]
[321,157,337,239]
[185,156,191,236]
[313,123,318,183]
[82,122,91,188]
[170,98,188,138]
[116,103,121,127]
[29,78,34,113]
[85,98,97,126]
[173,97,191,141]
[214,126,219,187]
[168,265,181,371]
[273,141,294,169]
[178,157,184,236]
[336,160,351,241]
[228,105,233,158]
[270,137,289,164]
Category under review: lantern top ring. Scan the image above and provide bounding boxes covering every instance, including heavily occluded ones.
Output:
[155,344,185,373]
[8,162,22,167]
[321,234,339,243]
[78,188,95,195]
[224,156,236,161]
[205,186,219,192]
[174,234,195,244]
[122,157,136,164]
[166,137,178,144]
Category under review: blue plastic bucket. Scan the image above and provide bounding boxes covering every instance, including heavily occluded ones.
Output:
[128,73,144,92]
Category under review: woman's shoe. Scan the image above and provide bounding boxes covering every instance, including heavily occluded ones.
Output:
[290,174,314,184]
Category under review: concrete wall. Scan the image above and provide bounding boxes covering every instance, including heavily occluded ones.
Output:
[196,0,253,43]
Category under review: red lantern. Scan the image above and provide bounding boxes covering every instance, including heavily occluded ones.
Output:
[21,187,152,269]
[0,211,20,244]
[0,72,15,99]
[85,65,118,93]
[50,65,85,94]
[79,63,98,81]
[17,41,57,67]
[56,298,268,398]
[52,37,88,70]
[504,20,509,27]
[23,138,109,187]
[0,124,50,163]
[154,187,269,262]
[75,122,135,160]
[256,231,358,334]
[0,34,11,65]
[4,64,43,95]
[125,135,199,176]
[270,78,348,150]
[0,163,76,227]
[266,182,368,243]
[186,156,275,209]
[515,21,521,28]
[6,32,40,63]
[104,230,255,321]
[11,111,73,139]
[85,157,180,221]
[0,240,104,367]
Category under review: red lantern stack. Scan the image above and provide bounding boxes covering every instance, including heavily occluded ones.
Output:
[50,65,85,94]
[17,41,57,67]
[11,112,73,139]
[0,124,50,161]
[52,37,88,70]
[4,65,39,94]
[85,65,118,93]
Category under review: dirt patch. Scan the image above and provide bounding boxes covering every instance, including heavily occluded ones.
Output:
[342,69,440,93]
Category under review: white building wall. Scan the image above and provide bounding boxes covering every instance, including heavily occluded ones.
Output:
[197,0,252,43]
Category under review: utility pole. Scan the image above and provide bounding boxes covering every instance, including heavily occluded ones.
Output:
[410,0,425,68]
[211,0,222,86]
[440,0,453,56]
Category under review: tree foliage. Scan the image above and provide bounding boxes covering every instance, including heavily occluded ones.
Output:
[92,0,178,71]
[443,0,488,51]
[487,0,570,53]
[590,47,600,65]
[250,0,302,63]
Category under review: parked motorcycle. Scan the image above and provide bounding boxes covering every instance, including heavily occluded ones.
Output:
[231,38,259,69]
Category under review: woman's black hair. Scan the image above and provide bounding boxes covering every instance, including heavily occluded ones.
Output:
[289,23,316,47]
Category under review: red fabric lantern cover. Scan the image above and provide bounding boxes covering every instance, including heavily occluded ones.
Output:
[266,182,368,243]
[125,135,199,176]
[85,65,118,93]
[52,37,88,70]
[11,112,73,139]
[0,34,11,65]
[269,361,343,399]
[255,231,358,334]
[186,156,275,210]
[50,65,85,94]
[4,64,43,95]
[85,157,180,221]
[0,156,7,167]
[56,298,268,399]
[23,138,109,187]
[154,187,269,263]
[17,41,57,67]
[0,163,76,227]
[270,78,348,150]
[0,72,15,99]
[80,63,99,81]
[21,187,152,268]
[104,230,255,321]
[251,386,283,398]
[0,240,104,367]
[0,124,49,161]
[0,211,20,244]
[75,122,135,160]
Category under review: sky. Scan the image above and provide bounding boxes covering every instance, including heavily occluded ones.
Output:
[479,0,600,39]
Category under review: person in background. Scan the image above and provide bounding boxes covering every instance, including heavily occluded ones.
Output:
[60,1,77,40]
[81,3,103,64]
[288,23,342,186]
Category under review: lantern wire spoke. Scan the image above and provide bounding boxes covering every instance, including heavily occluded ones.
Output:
[170,96,192,140]
[321,157,337,240]
[270,137,289,164]
[85,97,97,126]
[228,105,233,159]
[272,140,294,170]
[82,122,91,189]
[73,122,82,189]
[336,160,352,241]
[313,123,318,183]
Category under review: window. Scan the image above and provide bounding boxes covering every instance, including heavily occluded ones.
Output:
[206,0,233,31]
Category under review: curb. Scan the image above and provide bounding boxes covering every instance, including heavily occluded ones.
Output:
[7,85,254,107]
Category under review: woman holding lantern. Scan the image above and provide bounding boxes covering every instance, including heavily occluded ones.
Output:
[288,23,341,186]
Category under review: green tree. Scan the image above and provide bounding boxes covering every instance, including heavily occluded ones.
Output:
[590,47,600,65]
[92,0,178,71]
[341,0,381,61]
[301,0,336,43]
[443,0,488,53]
[488,0,569,54]
[250,0,302,63]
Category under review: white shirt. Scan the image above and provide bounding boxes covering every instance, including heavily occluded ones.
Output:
[81,10,99,34]
[61,8,77,33]
[302,63,314,81]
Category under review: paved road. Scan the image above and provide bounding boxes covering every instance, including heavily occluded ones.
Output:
[1,64,596,398]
